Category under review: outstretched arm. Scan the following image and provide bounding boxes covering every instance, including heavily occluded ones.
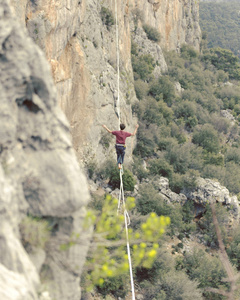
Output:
[102,124,112,133]
[131,124,139,136]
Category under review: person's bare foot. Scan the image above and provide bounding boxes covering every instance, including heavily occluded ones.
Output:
[118,163,122,169]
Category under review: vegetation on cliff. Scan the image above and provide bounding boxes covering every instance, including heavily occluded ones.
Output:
[132,42,240,197]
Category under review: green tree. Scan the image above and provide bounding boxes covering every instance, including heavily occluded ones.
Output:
[142,24,161,42]
[148,158,173,178]
[181,248,228,299]
[132,54,155,81]
[203,48,240,80]
[82,196,170,292]
[100,7,115,30]
[181,44,198,60]
[227,227,240,271]
[192,124,220,153]
[136,183,168,216]
[149,76,175,106]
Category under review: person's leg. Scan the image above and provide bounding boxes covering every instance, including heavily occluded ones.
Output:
[120,146,126,164]
[115,146,122,168]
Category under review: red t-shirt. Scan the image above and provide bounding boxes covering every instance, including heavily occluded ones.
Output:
[112,130,131,144]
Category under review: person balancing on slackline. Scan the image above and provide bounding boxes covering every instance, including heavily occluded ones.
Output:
[102,123,139,169]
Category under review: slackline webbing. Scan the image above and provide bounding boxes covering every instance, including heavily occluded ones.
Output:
[115,0,121,127]
[114,0,135,298]
[118,169,135,300]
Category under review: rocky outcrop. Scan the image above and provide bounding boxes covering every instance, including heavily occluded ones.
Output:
[0,1,90,299]
[185,177,239,218]
[132,27,168,77]
[157,177,187,203]
[149,176,239,219]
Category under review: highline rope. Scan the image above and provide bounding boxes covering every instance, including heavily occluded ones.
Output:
[114,0,135,298]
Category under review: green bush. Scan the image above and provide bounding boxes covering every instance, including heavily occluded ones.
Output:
[122,169,136,191]
[100,130,112,149]
[170,123,187,144]
[165,143,192,174]
[89,193,106,211]
[174,100,198,129]
[136,183,166,216]
[180,44,198,59]
[210,114,230,134]
[181,248,228,298]
[225,147,240,165]
[134,79,148,100]
[148,158,173,179]
[100,7,115,30]
[198,204,229,248]
[141,270,203,300]
[20,216,50,252]
[224,161,240,194]
[215,85,240,107]
[132,54,155,81]
[158,137,176,151]
[96,274,128,298]
[136,249,175,283]
[86,160,97,179]
[169,173,184,193]
[149,77,175,106]
[107,165,136,191]
[133,126,156,157]
[142,24,161,42]
[203,47,240,80]
[131,40,138,55]
[202,164,225,184]
[133,157,148,182]
[192,124,220,153]
[204,152,224,166]
[226,227,240,270]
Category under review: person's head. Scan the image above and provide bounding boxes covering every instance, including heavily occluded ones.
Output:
[120,123,125,130]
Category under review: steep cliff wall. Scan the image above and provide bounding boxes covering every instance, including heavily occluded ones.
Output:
[131,0,201,51]
[0,1,90,299]
[10,0,200,168]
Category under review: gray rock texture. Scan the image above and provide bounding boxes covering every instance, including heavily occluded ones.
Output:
[0,1,90,299]
[158,177,187,203]
[132,27,168,77]
[185,177,239,218]
[130,0,201,51]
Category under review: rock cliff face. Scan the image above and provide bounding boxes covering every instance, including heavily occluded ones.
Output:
[131,0,201,51]
[0,1,90,299]
[10,0,201,167]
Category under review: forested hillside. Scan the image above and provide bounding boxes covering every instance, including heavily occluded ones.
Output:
[132,43,240,196]
[84,33,240,298]
[199,1,240,58]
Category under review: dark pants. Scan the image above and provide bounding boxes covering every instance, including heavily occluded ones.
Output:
[115,145,126,164]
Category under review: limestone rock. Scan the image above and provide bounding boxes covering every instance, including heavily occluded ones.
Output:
[158,177,187,203]
[132,27,168,77]
[175,81,184,95]
[0,222,39,300]
[185,177,239,217]
[130,0,201,51]
[0,263,36,300]
[42,208,92,300]
[0,1,90,299]
[221,109,235,122]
